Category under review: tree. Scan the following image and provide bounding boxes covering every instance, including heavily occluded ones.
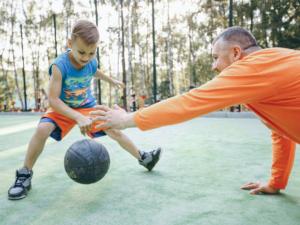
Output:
[120,0,127,109]
[9,0,23,110]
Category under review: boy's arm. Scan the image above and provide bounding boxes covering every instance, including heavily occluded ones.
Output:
[48,65,92,135]
[95,69,124,89]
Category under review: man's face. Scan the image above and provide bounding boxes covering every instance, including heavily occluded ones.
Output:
[211,39,241,73]
[69,37,97,66]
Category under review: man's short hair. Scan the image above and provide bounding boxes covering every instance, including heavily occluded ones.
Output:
[213,26,258,50]
[71,20,99,45]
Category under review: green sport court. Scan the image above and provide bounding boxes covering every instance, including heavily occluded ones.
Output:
[1,114,300,225]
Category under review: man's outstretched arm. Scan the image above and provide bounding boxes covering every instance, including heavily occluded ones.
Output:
[90,105,136,130]
[91,65,274,131]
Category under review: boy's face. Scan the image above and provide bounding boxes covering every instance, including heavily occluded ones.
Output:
[68,37,98,66]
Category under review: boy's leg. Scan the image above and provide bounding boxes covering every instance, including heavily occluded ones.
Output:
[82,107,162,170]
[24,122,56,169]
[8,109,78,200]
[104,129,162,171]
[8,122,55,200]
[82,108,162,171]
[104,129,140,159]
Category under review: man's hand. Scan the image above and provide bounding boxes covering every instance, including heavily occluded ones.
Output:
[90,104,134,130]
[75,114,93,135]
[240,182,280,195]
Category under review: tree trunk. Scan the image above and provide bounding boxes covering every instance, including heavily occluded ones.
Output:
[94,0,102,104]
[20,24,28,111]
[116,5,121,105]
[151,0,157,103]
[135,0,146,96]
[166,0,174,96]
[127,0,133,111]
[9,3,23,110]
[120,0,127,109]
[229,0,233,27]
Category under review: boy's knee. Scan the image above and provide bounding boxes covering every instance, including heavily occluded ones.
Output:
[35,123,54,139]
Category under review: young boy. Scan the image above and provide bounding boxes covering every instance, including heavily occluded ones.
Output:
[8,20,161,200]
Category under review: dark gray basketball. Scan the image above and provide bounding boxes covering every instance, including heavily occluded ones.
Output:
[64,139,110,184]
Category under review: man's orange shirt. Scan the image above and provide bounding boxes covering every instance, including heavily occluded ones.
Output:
[134,48,300,190]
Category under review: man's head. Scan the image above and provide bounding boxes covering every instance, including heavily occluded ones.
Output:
[211,26,258,73]
[68,20,99,66]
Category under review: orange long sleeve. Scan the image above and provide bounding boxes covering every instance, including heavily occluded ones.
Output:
[134,62,276,130]
[134,48,300,189]
[268,131,296,189]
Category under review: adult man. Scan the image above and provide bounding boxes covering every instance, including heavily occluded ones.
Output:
[91,26,300,195]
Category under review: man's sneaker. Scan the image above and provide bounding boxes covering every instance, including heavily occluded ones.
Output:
[139,148,162,171]
[8,168,33,200]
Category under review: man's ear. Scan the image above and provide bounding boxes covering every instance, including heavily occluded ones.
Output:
[233,45,242,60]
[67,39,72,49]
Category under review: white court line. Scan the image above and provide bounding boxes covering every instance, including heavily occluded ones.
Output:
[0,139,55,159]
[0,121,38,136]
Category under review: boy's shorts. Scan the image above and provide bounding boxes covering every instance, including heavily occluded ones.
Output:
[40,108,107,141]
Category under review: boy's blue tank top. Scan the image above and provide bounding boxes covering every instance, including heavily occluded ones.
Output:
[49,50,98,108]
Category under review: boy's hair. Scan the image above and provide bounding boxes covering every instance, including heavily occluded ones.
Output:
[213,26,258,50]
[71,20,99,45]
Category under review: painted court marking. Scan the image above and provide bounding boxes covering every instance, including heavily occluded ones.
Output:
[0,139,55,159]
[0,121,38,136]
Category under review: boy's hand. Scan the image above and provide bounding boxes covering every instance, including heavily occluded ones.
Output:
[75,114,93,135]
[111,79,125,89]
[240,182,280,195]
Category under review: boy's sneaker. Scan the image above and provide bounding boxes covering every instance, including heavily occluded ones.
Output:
[139,148,162,171]
[8,167,33,200]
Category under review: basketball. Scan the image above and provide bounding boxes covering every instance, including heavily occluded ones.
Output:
[64,139,110,184]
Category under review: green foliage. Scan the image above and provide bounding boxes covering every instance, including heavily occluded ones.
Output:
[1,0,300,111]
[234,0,300,48]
